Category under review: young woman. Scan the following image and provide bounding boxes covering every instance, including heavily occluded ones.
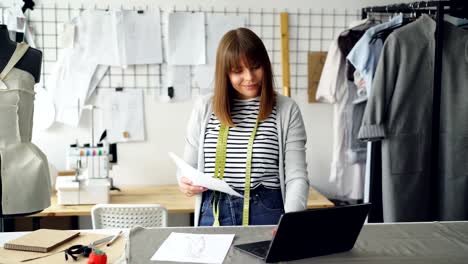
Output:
[178,27,309,226]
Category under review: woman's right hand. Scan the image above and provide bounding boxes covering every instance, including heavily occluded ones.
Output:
[178,176,208,197]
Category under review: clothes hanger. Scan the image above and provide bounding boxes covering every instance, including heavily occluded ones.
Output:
[369,3,421,44]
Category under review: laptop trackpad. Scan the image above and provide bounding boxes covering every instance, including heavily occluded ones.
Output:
[234,240,271,259]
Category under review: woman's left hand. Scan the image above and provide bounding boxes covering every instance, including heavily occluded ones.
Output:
[178,176,208,197]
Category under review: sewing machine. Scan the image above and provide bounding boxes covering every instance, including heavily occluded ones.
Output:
[55,143,112,205]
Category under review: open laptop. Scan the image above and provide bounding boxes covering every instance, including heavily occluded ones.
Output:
[234,203,371,263]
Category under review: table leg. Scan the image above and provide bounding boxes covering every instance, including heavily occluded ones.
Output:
[71,216,79,230]
[32,217,41,230]
[4,218,15,231]
[189,213,194,226]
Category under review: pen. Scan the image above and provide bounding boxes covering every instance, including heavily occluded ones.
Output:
[106,230,123,247]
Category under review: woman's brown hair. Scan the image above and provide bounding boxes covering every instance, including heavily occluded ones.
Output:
[212,27,276,127]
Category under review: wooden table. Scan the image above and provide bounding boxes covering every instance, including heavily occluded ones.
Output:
[32,185,333,217]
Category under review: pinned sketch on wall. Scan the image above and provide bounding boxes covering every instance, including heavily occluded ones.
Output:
[194,14,246,93]
[49,11,96,126]
[99,89,145,143]
[119,9,163,66]
[194,65,215,94]
[85,10,121,66]
[206,14,246,64]
[50,47,93,127]
[58,22,75,48]
[168,12,205,65]
[86,65,108,100]
[165,65,191,101]
[82,9,163,66]
[50,9,164,127]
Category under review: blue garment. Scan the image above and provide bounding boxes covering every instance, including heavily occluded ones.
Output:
[347,15,403,101]
[347,15,403,203]
[199,185,284,226]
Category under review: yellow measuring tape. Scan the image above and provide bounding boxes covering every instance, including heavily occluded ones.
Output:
[212,120,259,226]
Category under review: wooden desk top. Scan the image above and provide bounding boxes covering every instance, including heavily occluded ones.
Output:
[32,185,334,217]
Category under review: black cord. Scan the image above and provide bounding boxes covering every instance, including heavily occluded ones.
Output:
[64,245,92,261]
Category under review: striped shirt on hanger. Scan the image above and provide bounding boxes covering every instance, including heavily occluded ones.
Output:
[203,97,280,190]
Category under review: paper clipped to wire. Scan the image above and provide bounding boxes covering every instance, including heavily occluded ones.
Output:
[168,152,242,198]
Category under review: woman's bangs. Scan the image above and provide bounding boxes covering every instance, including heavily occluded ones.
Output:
[225,41,262,72]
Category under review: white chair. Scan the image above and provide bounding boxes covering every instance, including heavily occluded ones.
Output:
[91,204,168,229]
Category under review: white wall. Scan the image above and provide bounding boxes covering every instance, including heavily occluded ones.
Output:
[6,0,413,199]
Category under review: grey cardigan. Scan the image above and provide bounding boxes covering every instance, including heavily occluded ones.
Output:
[180,93,309,226]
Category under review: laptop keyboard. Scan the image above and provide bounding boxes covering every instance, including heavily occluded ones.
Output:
[246,241,270,257]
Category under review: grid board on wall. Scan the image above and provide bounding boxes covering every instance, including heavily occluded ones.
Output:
[0,4,360,96]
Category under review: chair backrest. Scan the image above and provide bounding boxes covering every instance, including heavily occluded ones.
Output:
[91,204,168,229]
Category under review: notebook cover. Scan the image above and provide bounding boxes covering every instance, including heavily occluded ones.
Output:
[4,229,80,253]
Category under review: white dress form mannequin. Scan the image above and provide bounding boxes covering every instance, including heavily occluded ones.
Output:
[0,24,50,218]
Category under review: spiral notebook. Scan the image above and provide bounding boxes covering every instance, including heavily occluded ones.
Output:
[4,229,80,253]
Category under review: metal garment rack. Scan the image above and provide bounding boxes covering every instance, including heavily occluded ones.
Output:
[361,0,455,222]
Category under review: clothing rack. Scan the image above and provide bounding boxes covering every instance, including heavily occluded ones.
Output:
[361,1,454,222]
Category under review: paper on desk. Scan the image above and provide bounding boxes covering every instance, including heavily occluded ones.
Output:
[168,152,242,198]
[150,232,235,264]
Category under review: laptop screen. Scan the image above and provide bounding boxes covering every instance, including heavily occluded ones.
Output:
[235,203,371,263]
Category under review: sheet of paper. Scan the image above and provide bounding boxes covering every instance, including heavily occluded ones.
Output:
[194,14,245,92]
[83,10,121,66]
[51,11,109,127]
[168,152,242,198]
[86,64,109,101]
[151,232,235,264]
[206,14,246,64]
[51,9,162,127]
[58,22,75,48]
[50,49,97,127]
[99,89,145,143]
[166,65,192,101]
[120,10,163,65]
[168,12,205,65]
[194,65,214,91]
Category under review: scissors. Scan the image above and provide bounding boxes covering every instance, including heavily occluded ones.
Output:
[64,235,114,261]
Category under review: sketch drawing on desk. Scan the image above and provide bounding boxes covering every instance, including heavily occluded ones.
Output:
[151,232,235,263]
[185,235,206,259]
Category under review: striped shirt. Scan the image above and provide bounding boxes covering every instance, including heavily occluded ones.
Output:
[203,97,280,190]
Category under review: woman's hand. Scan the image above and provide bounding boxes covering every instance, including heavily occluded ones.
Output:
[178,176,208,197]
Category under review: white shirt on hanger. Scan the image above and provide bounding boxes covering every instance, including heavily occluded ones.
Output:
[315,19,368,200]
